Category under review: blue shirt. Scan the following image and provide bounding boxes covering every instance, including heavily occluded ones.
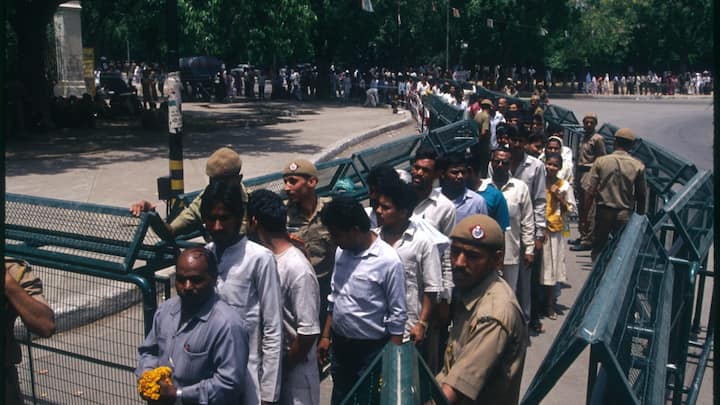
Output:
[137,294,249,404]
[477,182,511,231]
[329,235,407,339]
[446,188,488,222]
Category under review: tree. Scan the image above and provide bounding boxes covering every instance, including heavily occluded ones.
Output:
[7,0,66,129]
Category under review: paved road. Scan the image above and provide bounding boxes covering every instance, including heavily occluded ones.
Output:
[552,97,713,170]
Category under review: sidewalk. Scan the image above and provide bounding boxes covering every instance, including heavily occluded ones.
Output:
[6,100,411,206]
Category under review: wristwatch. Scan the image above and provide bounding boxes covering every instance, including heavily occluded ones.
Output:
[175,388,183,405]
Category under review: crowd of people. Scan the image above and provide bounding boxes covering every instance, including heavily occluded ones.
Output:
[115,81,648,405]
[5,59,652,405]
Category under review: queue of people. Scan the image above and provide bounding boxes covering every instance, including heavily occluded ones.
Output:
[121,103,645,404]
[4,87,648,405]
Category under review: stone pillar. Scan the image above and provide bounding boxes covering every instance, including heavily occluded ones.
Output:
[53,1,87,97]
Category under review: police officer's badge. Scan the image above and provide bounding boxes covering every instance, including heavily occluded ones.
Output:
[470,225,485,239]
[289,162,298,172]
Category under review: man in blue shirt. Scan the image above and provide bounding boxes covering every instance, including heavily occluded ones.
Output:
[466,151,510,231]
[438,152,488,222]
[317,196,407,404]
[137,247,249,404]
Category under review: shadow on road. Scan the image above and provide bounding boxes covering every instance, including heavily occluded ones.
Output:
[5,100,346,177]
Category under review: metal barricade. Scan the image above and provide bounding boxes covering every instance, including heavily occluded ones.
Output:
[5,194,177,404]
[341,343,449,405]
[522,215,674,404]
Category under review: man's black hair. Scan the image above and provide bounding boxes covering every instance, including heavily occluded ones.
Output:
[466,151,483,173]
[495,144,512,154]
[512,123,530,140]
[437,151,467,172]
[367,165,400,189]
[412,145,438,163]
[376,179,417,216]
[320,195,370,232]
[528,132,545,145]
[247,189,287,233]
[496,122,510,138]
[616,137,634,150]
[544,152,563,168]
[200,180,245,220]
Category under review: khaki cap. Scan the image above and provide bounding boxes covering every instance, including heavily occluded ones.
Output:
[480,98,493,107]
[283,159,319,179]
[450,214,504,250]
[530,94,540,101]
[206,147,243,177]
[614,127,636,141]
[582,113,598,124]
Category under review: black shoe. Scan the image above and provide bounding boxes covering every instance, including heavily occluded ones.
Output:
[570,244,592,252]
[567,238,581,246]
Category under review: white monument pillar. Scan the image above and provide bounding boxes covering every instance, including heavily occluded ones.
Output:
[53,1,87,97]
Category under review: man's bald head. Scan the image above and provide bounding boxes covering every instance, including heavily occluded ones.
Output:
[177,247,219,277]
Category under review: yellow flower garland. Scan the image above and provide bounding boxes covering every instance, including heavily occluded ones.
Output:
[138,366,172,400]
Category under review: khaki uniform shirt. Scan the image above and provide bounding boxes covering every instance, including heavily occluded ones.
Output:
[473,110,491,136]
[577,133,606,168]
[169,184,249,237]
[287,197,336,279]
[5,259,48,366]
[436,273,527,405]
[587,150,647,210]
[533,105,544,118]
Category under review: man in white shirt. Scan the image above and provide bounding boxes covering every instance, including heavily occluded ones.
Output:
[375,179,442,348]
[482,146,537,334]
[200,181,283,405]
[410,145,457,372]
[247,189,321,405]
[316,196,407,405]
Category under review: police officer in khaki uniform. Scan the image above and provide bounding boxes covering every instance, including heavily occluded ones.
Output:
[529,94,544,119]
[583,128,646,261]
[4,259,56,404]
[471,99,493,178]
[571,113,607,251]
[283,159,336,328]
[437,215,528,405]
[130,147,249,237]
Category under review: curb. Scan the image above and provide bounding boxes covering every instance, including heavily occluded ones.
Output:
[311,111,413,163]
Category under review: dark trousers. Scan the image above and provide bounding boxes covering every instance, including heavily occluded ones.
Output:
[470,139,491,178]
[592,206,632,261]
[5,365,22,405]
[576,169,595,245]
[318,275,332,330]
[530,246,543,324]
[330,332,388,405]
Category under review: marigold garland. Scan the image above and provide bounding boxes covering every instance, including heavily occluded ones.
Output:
[138,366,172,400]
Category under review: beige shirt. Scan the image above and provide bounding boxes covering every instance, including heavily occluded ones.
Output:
[169,183,249,236]
[5,259,48,366]
[436,272,527,405]
[473,110,491,135]
[481,178,535,264]
[577,133,607,167]
[287,197,336,278]
[587,150,647,210]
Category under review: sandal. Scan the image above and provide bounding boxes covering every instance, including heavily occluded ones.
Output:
[531,321,545,334]
[547,312,557,320]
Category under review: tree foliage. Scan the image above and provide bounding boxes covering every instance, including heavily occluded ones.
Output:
[4,0,714,116]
